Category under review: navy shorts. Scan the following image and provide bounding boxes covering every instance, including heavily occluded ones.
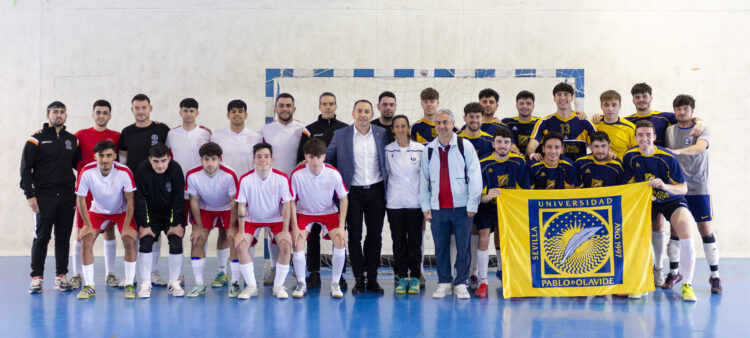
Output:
[685,194,712,222]
[475,204,497,231]
[652,197,689,221]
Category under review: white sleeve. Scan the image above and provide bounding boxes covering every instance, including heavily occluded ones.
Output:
[227,175,238,200]
[280,176,294,203]
[235,179,247,204]
[186,175,198,197]
[75,173,89,197]
[333,171,348,198]
[122,172,136,193]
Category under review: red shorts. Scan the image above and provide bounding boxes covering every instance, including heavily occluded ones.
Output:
[195,209,231,230]
[244,221,283,246]
[296,213,340,241]
[80,211,136,232]
[75,194,93,227]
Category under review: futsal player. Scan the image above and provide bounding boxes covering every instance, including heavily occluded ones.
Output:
[411,87,441,144]
[594,91,636,160]
[574,131,628,188]
[460,88,506,134]
[528,132,577,189]
[502,91,541,155]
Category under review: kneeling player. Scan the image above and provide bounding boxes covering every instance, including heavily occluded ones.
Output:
[185,142,239,298]
[75,141,137,299]
[290,139,349,298]
[528,132,576,189]
[134,143,186,298]
[234,143,294,299]
[478,128,530,297]
[623,120,698,302]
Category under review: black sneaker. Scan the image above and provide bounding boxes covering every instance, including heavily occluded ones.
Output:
[306,272,321,289]
[662,272,683,290]
[709,277,723,294]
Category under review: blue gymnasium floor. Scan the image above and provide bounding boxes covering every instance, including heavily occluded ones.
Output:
[1,257,748,337]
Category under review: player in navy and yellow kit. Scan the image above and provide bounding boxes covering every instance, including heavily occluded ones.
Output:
[527,83,596,161]
[411,87,440,144]
[477,128,529,297]
[460,88,508,135]
[459,102,501,159]
[622,120,698,302]
[502,90,540,155]
[575,131,627,188]
[528,132,576,189]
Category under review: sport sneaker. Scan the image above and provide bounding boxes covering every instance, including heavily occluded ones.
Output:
[187,284,206,298]
[77,285,95,299]
[408,277,420,294]
[238,285,258,299]
[54,275,71,292]
[475,282,488,298]
[292,283,307,298]
[395,278,409,294]
[628,292,646,299]
[137,284,152,298]
[228,281,241,298]
[124,284,136,299]
[273,285,289,299]
[212,272,228,288]
[168,281,185,297]
[662,272,683,290]
[469,275,479,290]
[454,284,470,299]
[264,267,276,286]
[331,283,343,298]
[28,277,43,294]
[681,283,697,302]
[432,283,453,298]
[709,277,723,294]
[151,271,167,287]
[653,267,665,287]
[106,273,121,288]
[69,275,82,290]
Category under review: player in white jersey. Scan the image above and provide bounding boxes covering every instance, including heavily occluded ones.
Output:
[185,142,239,298]
[74,141,138,299]
[290,138,349,298]
[259,93,305,285]
[234,143,294,299]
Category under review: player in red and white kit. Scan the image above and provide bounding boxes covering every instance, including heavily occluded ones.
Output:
[290,138,349,298]
[234,143,294,299]
[184,142,238,298]
[75,141,138,299]
[71,100,122,289]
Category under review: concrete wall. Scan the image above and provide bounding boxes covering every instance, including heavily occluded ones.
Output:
[2,1,748,258]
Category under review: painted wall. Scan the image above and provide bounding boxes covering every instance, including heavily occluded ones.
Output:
[2,1,748,258]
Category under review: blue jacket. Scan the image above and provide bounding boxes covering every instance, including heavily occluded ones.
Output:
[326,124,388,191]
[419,133,483,212]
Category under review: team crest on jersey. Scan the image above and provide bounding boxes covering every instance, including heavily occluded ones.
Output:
[546,180,556,189]
[165,182,172,192]
[683,137,691,146]
[151,134,159,145]
[591,178,603,188]
[497,174,509,188]
[431,129,437,138]
[65,140,72,150]
[529,197,623,288]
[519,135,529,147]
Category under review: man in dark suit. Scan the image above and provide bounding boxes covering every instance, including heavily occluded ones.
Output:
[326,99,388,294]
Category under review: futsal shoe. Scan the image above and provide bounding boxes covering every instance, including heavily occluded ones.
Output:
[662,272,683,290]
[681,284,697,302]
[264,267,276,286]
[454,284,470,299]
[653,268,665,287]
[137,284,152,298]
[408,278,420,294]
[124,284,136,299]
[628,292,646,299]
[469,275,479,290]
[273,285,289,299]
[709,277,723,294]
[28,277,43,294]
[306,272,321,289]
[105,273,121,287]
[238,285,258,299]
[187,285,206,298]
[432,283,453,298]
[292,283,307,298]
[331,283,344,298]
[212,272,228,287]
[475,283,488,298]
[54,275,72,292]
[77,285,95,299]
[151,271,167,287]
[228,281,241,298]
[168,281,185,297]
[395,278,409,294]
[69,275,82,290]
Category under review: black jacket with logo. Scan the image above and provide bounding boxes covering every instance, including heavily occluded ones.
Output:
[20,123,81,199]
[296,115,349,164]
[134,160,185,227]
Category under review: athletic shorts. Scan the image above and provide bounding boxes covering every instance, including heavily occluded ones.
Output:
[195,209,231,230]
[475,204,498,231]
[244,221,283,246]
[75,193,93,227]
[81,211,136,232]
[652,197,689,221]
[685,194,713,222]
[297,213,340,240]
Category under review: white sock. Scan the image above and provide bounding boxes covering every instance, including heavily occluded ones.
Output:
[191,258,205,286]
[667,237,680,274]
[332,248,345,284]
[274,263,290,288]
[124,261,136,285]
[477,249,489,283]
[292,251,306,284]
[652,231,666,269]
[269,242,279,268]
[230,260,240,283]
[240,262,257,287]
[138,252,152,286]
[450,235,457,275]
[470,235,478,276]
[82,263,95,287]
[679,238,696,285]
[72,241,82,276]
[703,237,720,278]
[169,254,182,283]
[217,248,229,274]
[104,239,117,275]
[151,242,160,273]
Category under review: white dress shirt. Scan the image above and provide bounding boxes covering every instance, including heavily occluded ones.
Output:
[351,126,382,186]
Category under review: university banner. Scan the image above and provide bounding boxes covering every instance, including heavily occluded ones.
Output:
[497,182,654,298]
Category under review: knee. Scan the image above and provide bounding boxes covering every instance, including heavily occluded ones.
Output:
[123,237,136,250]
[279,240,291,254]
[139,235,155,253]
[167,234,183,255]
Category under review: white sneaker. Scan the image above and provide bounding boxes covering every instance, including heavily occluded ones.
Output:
[454,284,470,299]
[432,283,453,298]
[273,285,289,299]
[292,283,307,298]
[137,284,152,298]
[330,283,343,298]
[654,267,665,287]
[238,285,258,299]
[168,281,185,297]
[151,271,167,287]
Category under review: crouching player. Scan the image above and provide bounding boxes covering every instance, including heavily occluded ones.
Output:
[75,141,137,299]
[290,139,349,298]
[234,143,294,299]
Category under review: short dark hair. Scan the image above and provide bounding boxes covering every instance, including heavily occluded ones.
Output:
[553,83,575,96]
[631,83,652,96]
[93,140,115,154]
[589,131,611,144]
[599,90,621,103]
[319,92,336,103]
[353,99,373,111]
[132,94,150,104]
[538,132,565,154]
[303,138,327,157]
[227,99,247,112]
[92,99,111,111]
[516,90,535,102]
[276,93,295,104]
[180,98,199,109]
[463,102,484,116]
[253,142,273,156]
[391,114,410,127]
[47,101,66,113]
[378,91,396,103]
[635,120,655,133]
[149,143,169,158]
[199,142,223,158]
[673,94,695,109]
[493,127,514,140]
[420,87,439,100]
[479,88,499,102]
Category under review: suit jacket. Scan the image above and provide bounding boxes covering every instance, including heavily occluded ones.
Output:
[326,124,388,191]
